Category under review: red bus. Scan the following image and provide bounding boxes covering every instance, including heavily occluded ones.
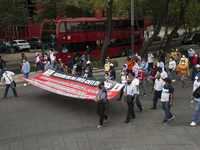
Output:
[41,18,144,64]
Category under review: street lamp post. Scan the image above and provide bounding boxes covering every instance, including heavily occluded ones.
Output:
[131,0,134,56]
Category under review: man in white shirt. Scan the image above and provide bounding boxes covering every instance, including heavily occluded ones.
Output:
[148,51,154,68]
[49,49,56,68]
[156,67,167,79]
[128,72,144,112]
[122,77,137,123]
[2,68,17,99]
[151,73,164,109]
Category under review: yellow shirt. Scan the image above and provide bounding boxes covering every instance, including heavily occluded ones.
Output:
[170,52,177,60]
[178,64,190,76]
[104,62,110,71]
[178,57,188,66]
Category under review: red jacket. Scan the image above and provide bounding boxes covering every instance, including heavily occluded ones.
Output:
[138,71,145,81]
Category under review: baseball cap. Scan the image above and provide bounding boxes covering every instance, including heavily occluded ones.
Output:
[110,63,114,66]
[86,61,91,64]
[196,64,200,68]
[4,68,8,71]
[68,55,71,58]
[99,81,104,86]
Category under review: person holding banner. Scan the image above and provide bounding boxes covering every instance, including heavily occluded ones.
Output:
[86,61,93,78]
[74,59,82,76]
[21,58,30,87]
[95,81,109,128]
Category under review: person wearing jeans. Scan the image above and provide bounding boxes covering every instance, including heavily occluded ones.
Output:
[2,68,17,99]
[168,57,176,82]
[190,72,200,127]
[35,52,43,74]
[21,58,30,86]
[160,78,174,125]
[177,60,190,88]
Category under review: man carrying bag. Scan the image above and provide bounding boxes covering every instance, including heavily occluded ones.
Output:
[2,68,17,99]
[122,77,137,123]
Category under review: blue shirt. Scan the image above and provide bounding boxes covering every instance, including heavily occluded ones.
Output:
[97,88,107,103]
[160,61,165,71]
[193,80,200,101]
[21,61,30,73]
[59,64,65,72]
[68,59,73,69]
[161,84,174,102]
[140,61,148,71]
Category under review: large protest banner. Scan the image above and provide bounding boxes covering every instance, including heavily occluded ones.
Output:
[19,69,124,100]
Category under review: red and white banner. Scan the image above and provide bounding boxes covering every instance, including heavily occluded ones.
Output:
[19,69,124,100]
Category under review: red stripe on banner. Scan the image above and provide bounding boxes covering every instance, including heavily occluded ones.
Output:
[19,70,124,100]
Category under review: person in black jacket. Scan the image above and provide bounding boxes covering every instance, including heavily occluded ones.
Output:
[86,45,92,61]
[108,63,116,81]
[182,47,189,58]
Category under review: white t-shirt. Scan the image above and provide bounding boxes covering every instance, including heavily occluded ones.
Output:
[131,78,139,94]
[121,75,128,84]
[3,71,14,84]
[50,52,55,61]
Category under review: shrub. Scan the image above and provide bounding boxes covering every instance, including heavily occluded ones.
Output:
[154,36,161,41]
[112,59,119,67]
[167,32,179,38]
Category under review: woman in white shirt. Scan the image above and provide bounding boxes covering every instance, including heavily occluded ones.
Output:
[117,71,128,100]
[168,57,176,82]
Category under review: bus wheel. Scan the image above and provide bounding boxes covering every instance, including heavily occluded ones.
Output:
[119,48,126,57]
[74,54,81,63]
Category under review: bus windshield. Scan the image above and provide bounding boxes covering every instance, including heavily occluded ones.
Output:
[42,22,58,54]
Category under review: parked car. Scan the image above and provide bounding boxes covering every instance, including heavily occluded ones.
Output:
[27,37,42,49]
[1,42,7,52]
[7,40,30,52]
[181,33,200,44]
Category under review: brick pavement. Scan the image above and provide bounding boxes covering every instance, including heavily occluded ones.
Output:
[0,70,200,150]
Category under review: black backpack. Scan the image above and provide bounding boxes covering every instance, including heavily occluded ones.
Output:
[193,86,200,98]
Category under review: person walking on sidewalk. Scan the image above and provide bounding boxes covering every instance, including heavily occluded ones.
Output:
[128,72,144,112]
[148,63,158,93]
[49,49,56,68]
[122,77,137,124]
[168,57,176,82]
[170,48,177,60]
[117,70,128,101]
[21,58,30,87]
[148,51,154,69]
[94,81,109,128]
[35,52,43,74]
[138,67,147,96]
[2,68,17,99]
[188,47,195,68]
[86,61,93,78]
[157,58,165,71]
[19,53,27,70]
[150,73,164,109]
[159,50,166,64]
[190,72,200,127]
[177,60,190,88]
[104,57,111,73]
[157,67,168,80]
[161,78,175,125]
[86,45,92,61]
[0,55,5,82]
[176,48,181,63]
[191,64,200,84]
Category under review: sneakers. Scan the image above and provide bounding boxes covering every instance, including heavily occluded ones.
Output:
[168,115,175,121]
[163,120,168,125]
[103,117,110,123]
[172,79,176,82]
[182,85,186,88]
[24,83,27,86]
[190,122,197,127]
[144,93,146,97]
[97,125,102,128]
[34,72,37,74]
[124,120,129,124]
[140,106,144,113]
[2,97,6,99]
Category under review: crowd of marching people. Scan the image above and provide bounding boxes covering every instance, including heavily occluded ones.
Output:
[96,46,200,128]
[2,45,200,128]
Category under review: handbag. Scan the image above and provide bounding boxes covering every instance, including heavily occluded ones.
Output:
[5,73,16,89]
[104,100,110,110]
[125,84,133,103]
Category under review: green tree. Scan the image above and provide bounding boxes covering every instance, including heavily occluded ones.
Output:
[0,0,30,46]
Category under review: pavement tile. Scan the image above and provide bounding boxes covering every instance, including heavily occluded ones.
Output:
[65,141,80,150]
[153,135,168,145]
[160,145,173,150]
[134,145,148,150]
[77,140,93,150]
[142,135,158,146]
[0,144,9,150]
[23,137,38,150]
[52,144,66,150]
[164,135,182,145]
[87,130,101,141]
[9,141,23,150]
[37,136,52,148]
[98,129,115,139]
[50,135,65,146]
[39,146,53,150]
[184,144,200,150]
[117,138,133,148]
[171,144,187,150]
[147,145,161,150]
[102,138,121,149]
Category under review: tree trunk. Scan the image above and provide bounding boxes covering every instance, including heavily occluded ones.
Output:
[160,25,168,50]
[163,0,188,52]
[100,0,113,66]
[135,17,145,41]
[139,22,163,57]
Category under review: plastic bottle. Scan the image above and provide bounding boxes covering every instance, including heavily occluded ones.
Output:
[191,100,194,107]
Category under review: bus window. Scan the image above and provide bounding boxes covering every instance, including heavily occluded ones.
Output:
[95,22,106,30]
[112,21,117,29]
[84,22,95,31]
[60,43,70,54]
[78,24,83,31]
[67,23,71,32]
[60,23,67,33]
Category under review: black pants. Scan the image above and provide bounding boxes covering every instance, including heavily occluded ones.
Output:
[149,63,153,69]
[119,87,125,99]
[97,103,108,125]
[151,79,155,91]
[126,97,135,121]
[189,57,194,68]
[153,91,162,108]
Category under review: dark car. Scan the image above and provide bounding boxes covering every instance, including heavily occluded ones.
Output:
[181,33,200,45]
[27,37,42,49]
